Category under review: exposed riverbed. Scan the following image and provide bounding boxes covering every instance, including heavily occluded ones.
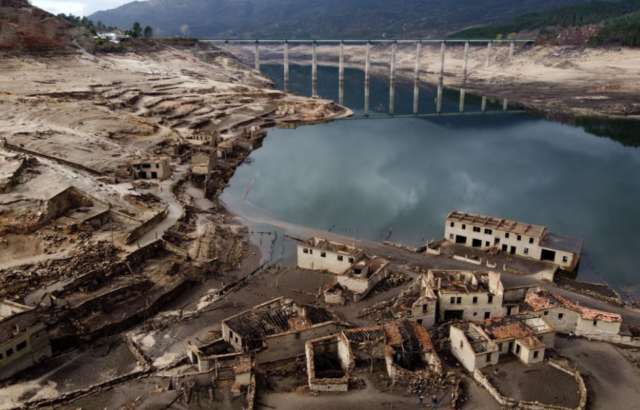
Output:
[222,63,640,294]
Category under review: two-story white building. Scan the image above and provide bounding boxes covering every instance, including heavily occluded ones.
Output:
[131,157,172,181]
[444,211,583,271]
[426,270,508,322]
[0,300,52,380]
[297,237,364,274]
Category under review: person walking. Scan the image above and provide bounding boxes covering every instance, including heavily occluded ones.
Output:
[432,395,439,408]
[419,395,424,406]
[569,331,575,341]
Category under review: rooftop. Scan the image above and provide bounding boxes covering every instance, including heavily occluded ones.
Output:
[384,320,434,353]
[539,232,583,254]
[525,289,621,323]
[343,326,386,343]
[303,237,362,256]
[131,157,170,165]
[447,211,547,239]
[461,324,498,354]
[0,300,32,320]
[428,270,491,293]
[346,254,389,278]
[478,314,554,342]
[223,298,337,342]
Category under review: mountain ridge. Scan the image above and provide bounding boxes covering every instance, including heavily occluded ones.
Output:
[89,0,617,39]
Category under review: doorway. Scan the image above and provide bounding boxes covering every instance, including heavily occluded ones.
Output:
[455,235,467,244]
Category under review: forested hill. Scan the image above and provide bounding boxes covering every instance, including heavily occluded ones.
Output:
[89,0,614,39]
[448,0,640,40]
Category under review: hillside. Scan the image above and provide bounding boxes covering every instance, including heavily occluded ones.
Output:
[0,0,78,52]
[89,0,613,39]
[448,0,640,40]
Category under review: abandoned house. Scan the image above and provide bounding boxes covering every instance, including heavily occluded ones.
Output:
[0,300,52,380]
[221,298,347,363]
[305,334,351,392]
[190,152,217,177]
[385,277,437,328]
[130,157,172,181]
[323,282,346,305]
[185,341,256,409]
[384,320,442,381]
[337,254,390,301]
[319,321,441,388]
[450,314,556,372]
[444,211,583,271]
[297,237,364,274]
[524,288,622,340]
[426,270,510,322]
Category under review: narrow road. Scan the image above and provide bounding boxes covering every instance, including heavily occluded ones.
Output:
[131,162,188,249]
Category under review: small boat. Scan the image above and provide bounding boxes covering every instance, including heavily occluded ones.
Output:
[375,103,386,113]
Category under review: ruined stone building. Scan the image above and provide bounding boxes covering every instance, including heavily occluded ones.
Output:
[426,270,508,322]
[444,211,583,271]
[190,152,217,177]
[130,157,172,180]
[0,300,52,380]
[221,298,347,364]
[304,320,442,392]
[297,237,364,274]
[450,314,555,372]
[336,254,390,301]
[185,343,256,409]
[524,288,623,340]
[305,334,352,392]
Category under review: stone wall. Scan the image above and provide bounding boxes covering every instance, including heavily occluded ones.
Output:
[125,207,169,245]
[257,323,345,364]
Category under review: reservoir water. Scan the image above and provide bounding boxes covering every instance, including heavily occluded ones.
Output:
[221,64,640,293]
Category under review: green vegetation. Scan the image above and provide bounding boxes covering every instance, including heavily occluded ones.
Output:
[590,11,640,45]
[448,0,640,39]
[57,13,95,30]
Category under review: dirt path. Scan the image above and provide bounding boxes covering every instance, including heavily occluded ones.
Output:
[555,337,640,410]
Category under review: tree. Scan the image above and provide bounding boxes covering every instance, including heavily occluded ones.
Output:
[180,24,190,38]
[131,22,142,38]
[496,33,504,40]
[144,26,153,38]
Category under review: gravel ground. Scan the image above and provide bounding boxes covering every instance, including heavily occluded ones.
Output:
[487,356,581,408]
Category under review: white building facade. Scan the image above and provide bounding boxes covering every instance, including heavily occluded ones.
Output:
[444,211,582,271]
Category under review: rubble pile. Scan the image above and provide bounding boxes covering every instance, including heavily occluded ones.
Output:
[393,370,458,395]
[372,271,412,293]
[0,240,121,299]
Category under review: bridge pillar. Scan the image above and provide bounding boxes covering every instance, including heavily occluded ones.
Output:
[481,96,487,113]
[224,39,229,52]
[485,41,492,68]
[413,41,422,115]
[312,40,318,96]
[365,40,371,83]
[364,41,371,116]
[503,99,509,112]
[459,89,465,113]
[389,41,396,115]
[284,40,289,91]
[254,40,260,71]
[436,81,443,114]
[509,40,515,58]
[462,41,469,82]
[439,41,446,81]
[339,40,344,105]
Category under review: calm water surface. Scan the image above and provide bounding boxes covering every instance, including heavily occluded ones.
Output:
[221,64,640,291]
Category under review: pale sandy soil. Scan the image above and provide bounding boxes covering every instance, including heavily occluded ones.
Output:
[233,43,640,117]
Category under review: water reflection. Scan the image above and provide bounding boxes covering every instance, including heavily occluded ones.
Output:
[222,64,640,292]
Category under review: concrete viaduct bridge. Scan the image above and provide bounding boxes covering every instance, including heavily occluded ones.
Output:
[205,39,535,117]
